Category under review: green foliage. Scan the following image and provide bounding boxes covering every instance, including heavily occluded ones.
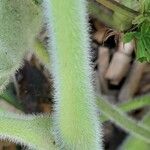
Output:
[0,94,149,149]
[123,22,150,62]
[119,0,139,11]
[0,0,42,91]
[95,0,150,62]
[0,0,149,150]
[139,0,150,14]
[123,32,136,43]
[123,0,150,62]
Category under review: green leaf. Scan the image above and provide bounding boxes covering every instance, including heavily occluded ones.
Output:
[141,22,150,35]
[139,0,150,13]
[142,38,150,52]
[134,32,142,39]
[123,32,135,43]
[0,0,42,90]
[132,15,147,25]
[136,39,150,62]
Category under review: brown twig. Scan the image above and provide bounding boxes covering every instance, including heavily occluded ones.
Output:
[118,61,147,101]
[105,40,134,85]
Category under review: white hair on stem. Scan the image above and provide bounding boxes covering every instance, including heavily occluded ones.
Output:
[43,0,103,149]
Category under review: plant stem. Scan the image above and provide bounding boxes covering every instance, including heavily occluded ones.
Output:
[44,0,102,149]
[100,95,150,122]
[93,0,139,31]
[97,96,150,143]
[88,1,117,29]
[118,95,150,112]
[0,113,56,150]
[0,93,148,149]
[96,0,138,17]
[120,112,150,150]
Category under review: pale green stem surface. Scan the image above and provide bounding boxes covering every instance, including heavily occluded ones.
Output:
[44,0,102,149]
[0,0,42,91]
[0,113,56,150]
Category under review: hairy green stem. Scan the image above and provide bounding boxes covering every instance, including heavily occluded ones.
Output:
[44,0,102,149]
[0,94,149,149]
[0,0,42,91]
[35,0,138,31]
[0,113,56,150]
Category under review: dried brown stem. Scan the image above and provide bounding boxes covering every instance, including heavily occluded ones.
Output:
[105,40,134,85]
[119,61,147,101]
